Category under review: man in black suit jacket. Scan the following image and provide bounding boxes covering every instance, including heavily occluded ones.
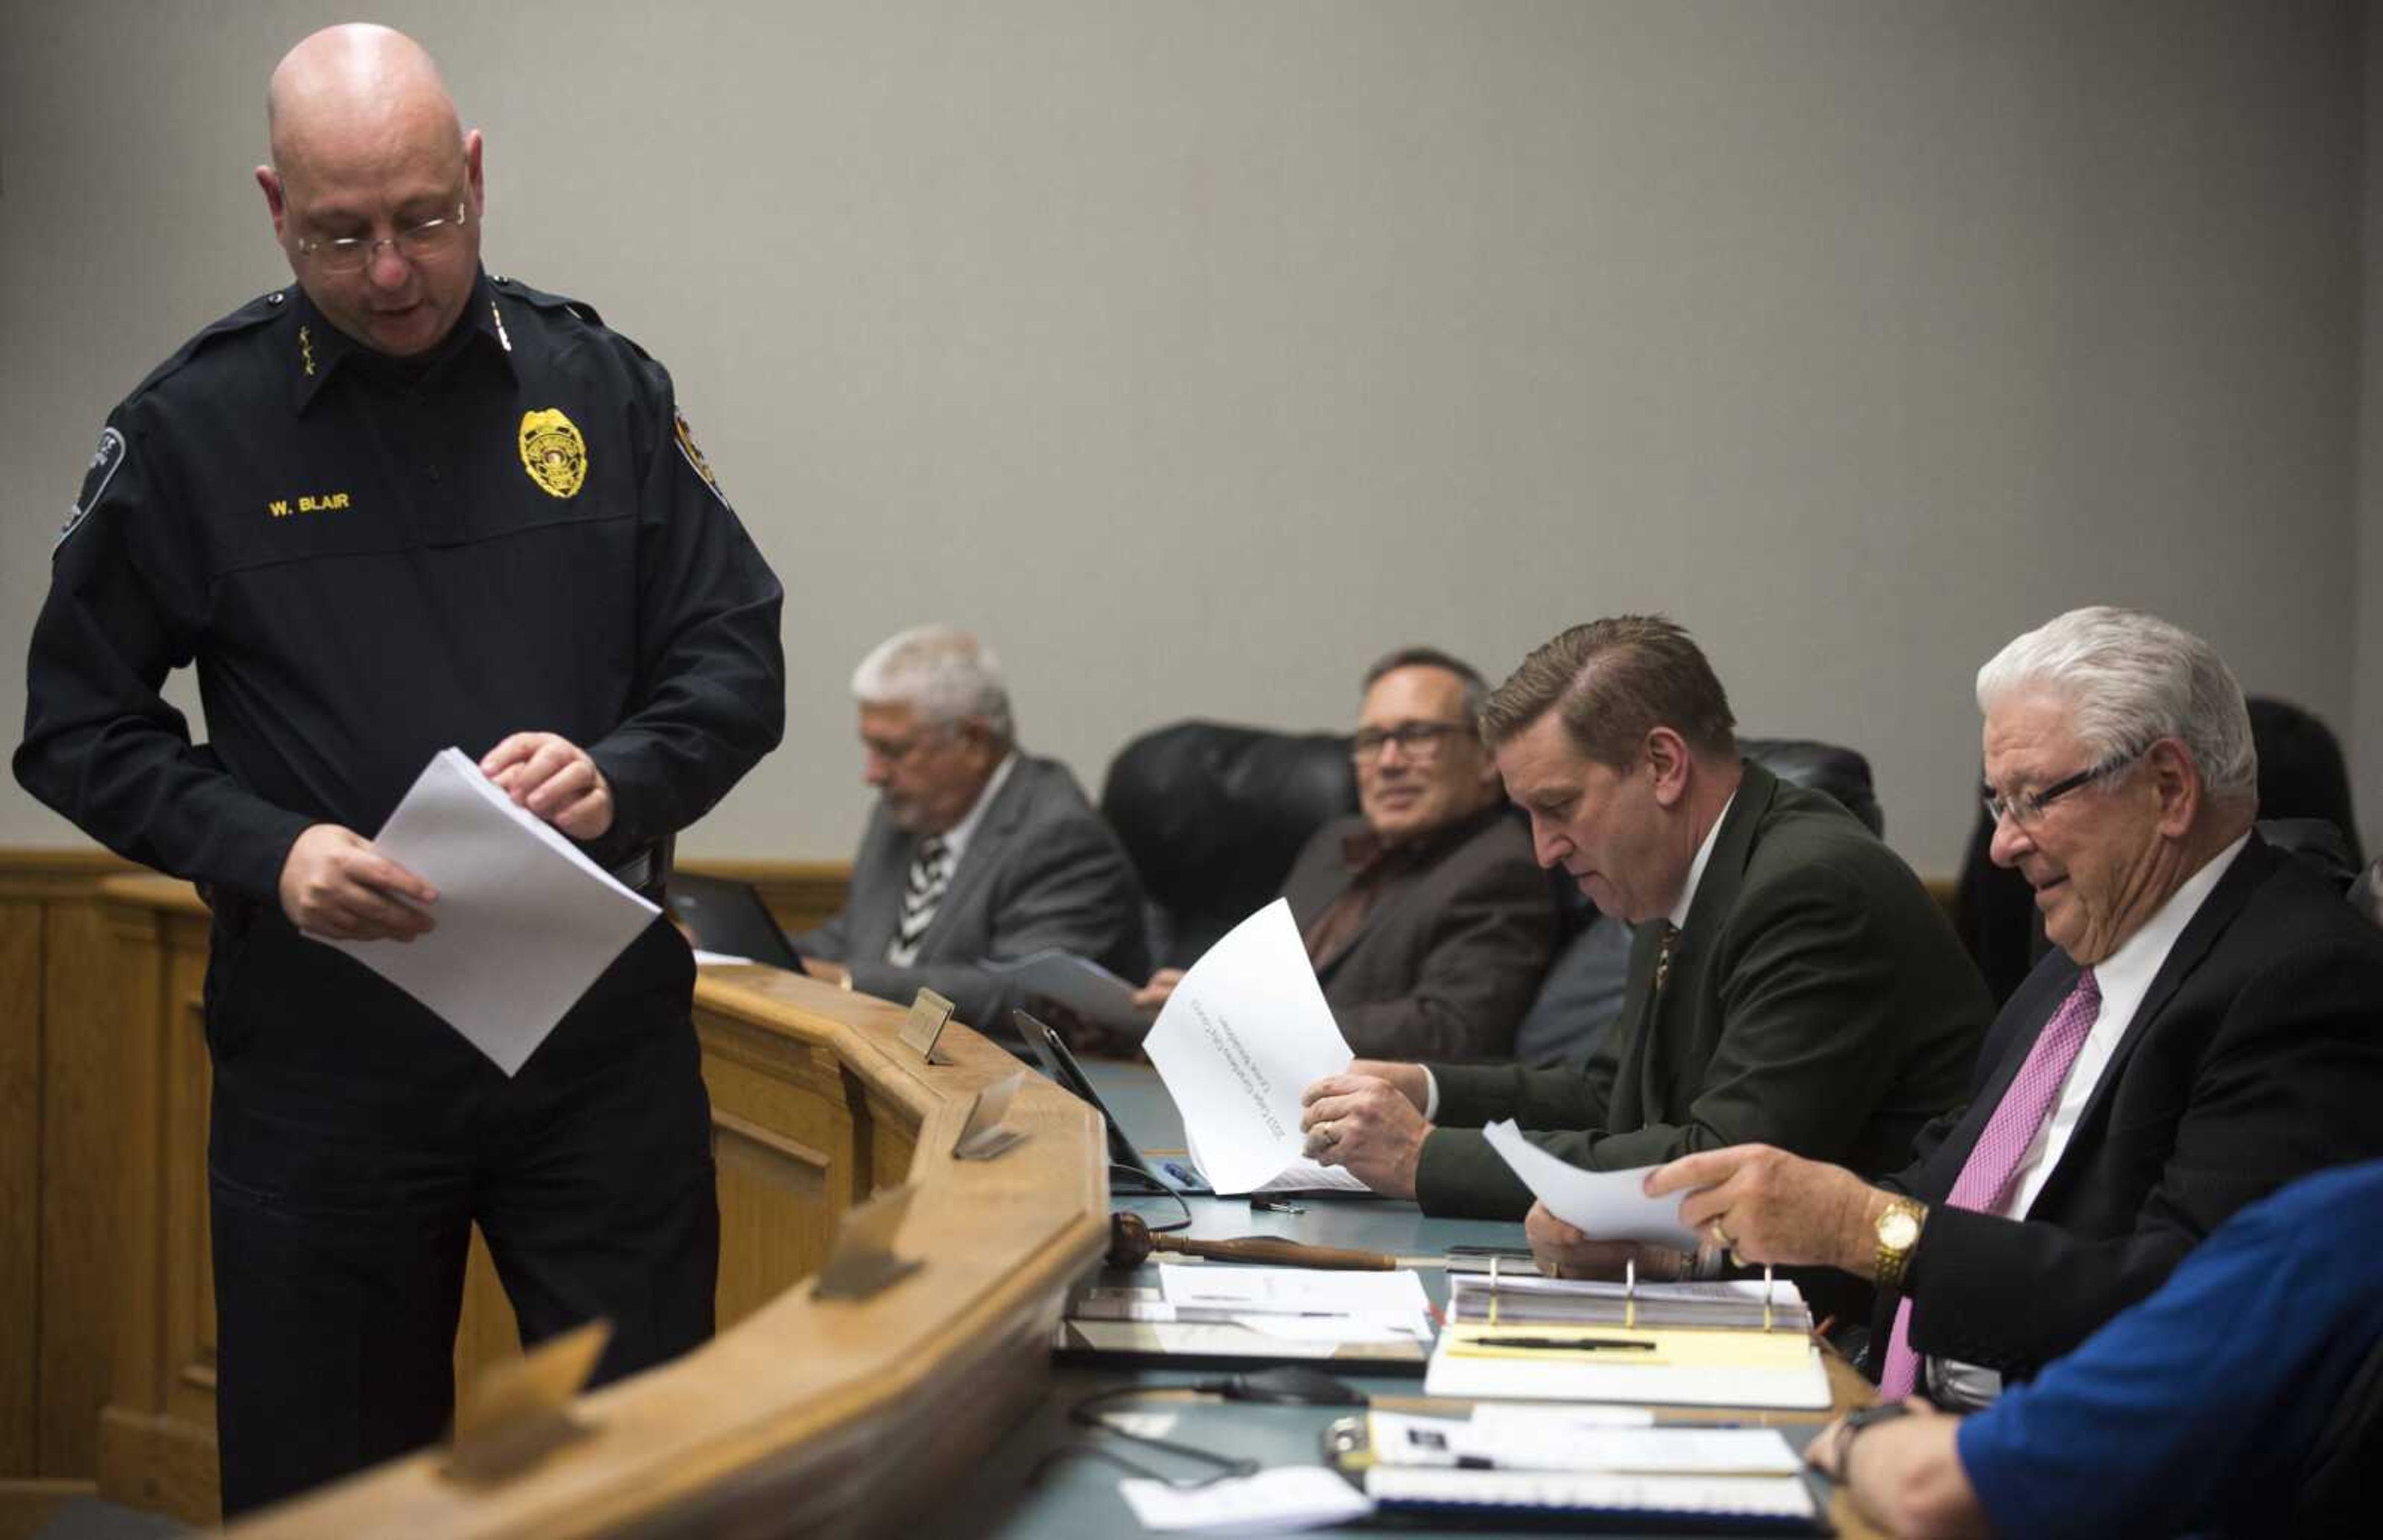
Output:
[792,625,1146,1034]
[1299,617,1990,1229]
[1644,606,2383,1402]
[1137,647,1558,1059]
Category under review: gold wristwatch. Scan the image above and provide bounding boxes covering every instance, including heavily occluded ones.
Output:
[1872,1197,1926,1293]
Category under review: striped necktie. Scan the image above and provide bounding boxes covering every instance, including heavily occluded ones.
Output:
[1877,967,2101,1400]
[886,835,952,967]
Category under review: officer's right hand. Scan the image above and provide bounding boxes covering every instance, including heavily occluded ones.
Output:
[278,823,439,941]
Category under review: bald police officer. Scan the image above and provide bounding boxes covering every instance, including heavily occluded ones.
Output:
[15,25,784,1514]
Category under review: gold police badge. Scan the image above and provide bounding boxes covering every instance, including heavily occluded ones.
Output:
[518,408,588,499]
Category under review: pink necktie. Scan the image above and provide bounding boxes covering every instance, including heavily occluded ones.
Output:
[1877,967,2101,1400]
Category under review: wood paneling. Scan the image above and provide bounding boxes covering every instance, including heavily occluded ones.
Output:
[36,898,125,1478]
[215,960,1107,1538]
[0,902,41,1477]
[23,873,1100,1537]
[0,848,854,1490]
[0,849,141,1485]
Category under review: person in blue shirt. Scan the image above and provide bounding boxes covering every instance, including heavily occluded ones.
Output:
[1811,1157,2383,1537]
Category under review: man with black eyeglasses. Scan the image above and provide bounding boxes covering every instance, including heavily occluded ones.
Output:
[14,24,783,1515]
[1636,606,2383,1414]
[1136,647,1557,1059]
[1298,618,1988,1331]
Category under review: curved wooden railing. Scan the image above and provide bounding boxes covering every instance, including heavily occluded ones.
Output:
[82,875,1107,1537]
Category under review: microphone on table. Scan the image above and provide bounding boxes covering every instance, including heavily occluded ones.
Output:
[1105,1211,1398,1271]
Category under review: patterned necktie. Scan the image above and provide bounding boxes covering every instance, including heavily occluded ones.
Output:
[1651,923,1680,997]
[1878,967,2101,1399]
[886,835,952,967]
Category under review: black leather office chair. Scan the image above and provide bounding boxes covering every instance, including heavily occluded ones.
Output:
[1101,722,1887,981]
[1098,720,1357,969]
[1740,736,1885,836]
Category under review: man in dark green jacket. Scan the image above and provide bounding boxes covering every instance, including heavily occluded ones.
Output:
[1301,616,1991,1226]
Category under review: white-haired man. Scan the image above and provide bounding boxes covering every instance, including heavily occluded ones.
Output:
[1627,607,2383,1412]
[794,624,1147,1033]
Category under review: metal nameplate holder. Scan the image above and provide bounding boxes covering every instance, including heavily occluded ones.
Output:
[952,1070,1029,1162]
[813,1184,924,1301]
[442,1318,611,1485]
[899,987,957,1065]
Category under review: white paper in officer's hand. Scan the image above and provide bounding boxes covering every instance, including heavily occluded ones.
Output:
[323,747,660,1075]
[1142,899,1369,1194]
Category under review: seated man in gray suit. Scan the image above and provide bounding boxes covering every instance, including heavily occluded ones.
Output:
[1137,647,1559,1059]
[1299,616,1991,1235]
[793,624,1148,1036]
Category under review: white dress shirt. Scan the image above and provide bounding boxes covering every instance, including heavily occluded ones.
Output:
[1931,830,2251,1407]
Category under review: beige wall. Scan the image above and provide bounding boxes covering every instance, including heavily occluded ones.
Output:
[1,0,2368,877]
[2363,4,2383,861]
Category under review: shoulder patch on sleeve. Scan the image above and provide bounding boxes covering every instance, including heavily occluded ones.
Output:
[674,410,732,509]
[57,427,127,545]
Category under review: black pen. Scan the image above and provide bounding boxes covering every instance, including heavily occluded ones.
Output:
[1458,1334,1658,1351]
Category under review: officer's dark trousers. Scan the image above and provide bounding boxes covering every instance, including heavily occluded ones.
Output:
[203,915,717,1519]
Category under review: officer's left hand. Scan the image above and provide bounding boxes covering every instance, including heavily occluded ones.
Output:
[482,732,614,838]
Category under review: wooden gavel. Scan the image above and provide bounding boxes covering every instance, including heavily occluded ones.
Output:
[1106,1211,1398,1271]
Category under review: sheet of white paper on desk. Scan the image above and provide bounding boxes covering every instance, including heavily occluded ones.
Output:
[1120,1465,1374,1533]
[1463,1403,1653,1436]
[1368,1409,1667,1468]
[1144,899,1360,1194]
[323,747,660,1077]
[981,948,1152,1036]
[1158,1263,1431,1319]
[1231,1313,1429,1343]
[1182,1128,1369,1195]
[1481,1119,1702,1250]
[1414,1417,1800,1475]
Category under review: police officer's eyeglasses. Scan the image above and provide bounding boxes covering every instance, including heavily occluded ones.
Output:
[295,204,470,275]
[1981,745,2143,830]
[1350,722,1474,764]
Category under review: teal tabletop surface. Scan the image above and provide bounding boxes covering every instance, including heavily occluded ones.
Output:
[925,1057,1842,1538]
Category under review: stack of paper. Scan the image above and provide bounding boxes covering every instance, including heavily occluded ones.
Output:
[1448,1274,1816,1334]
[1422,1317,1832,1410]
[1142,901,1371,1195]
[1366,1409,1797,1475]
[1056,1265,1437,1367]
[1121,1467,1373,1533]
[323,747,660,1076]
[1159,1263,1434,1340]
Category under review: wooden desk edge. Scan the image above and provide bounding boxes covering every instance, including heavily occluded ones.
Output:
[93,878,1109,1540]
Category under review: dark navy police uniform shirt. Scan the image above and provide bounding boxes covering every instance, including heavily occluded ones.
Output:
[16,270,784,909]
